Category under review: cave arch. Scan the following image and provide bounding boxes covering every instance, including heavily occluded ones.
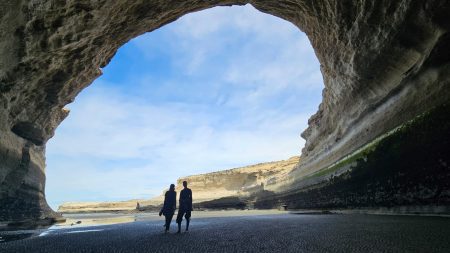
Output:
[44,5,323,210]
[1,1,449,223]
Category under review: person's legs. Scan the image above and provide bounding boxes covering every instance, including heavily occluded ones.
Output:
[185,211,191,231]
[176,209,185,233]
[164,216,169,231]
[165,213,174,232]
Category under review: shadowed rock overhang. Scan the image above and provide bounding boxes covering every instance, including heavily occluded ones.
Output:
[1,0,449,223]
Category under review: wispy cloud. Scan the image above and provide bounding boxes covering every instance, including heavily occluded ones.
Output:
[45,5,323,209]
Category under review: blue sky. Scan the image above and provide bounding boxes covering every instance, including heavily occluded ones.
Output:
[45,5,323,209]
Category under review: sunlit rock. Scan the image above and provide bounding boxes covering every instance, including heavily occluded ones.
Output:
[57,157,300,212]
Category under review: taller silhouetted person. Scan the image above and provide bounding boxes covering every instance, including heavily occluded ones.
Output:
[176,181,192,233]
[159,184,176,233]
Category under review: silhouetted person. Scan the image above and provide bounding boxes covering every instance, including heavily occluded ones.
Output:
[159,184,176,233]
[176,181,192,233]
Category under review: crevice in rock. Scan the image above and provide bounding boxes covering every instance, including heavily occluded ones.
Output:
[1,143,30,194]
[11,122,45,146]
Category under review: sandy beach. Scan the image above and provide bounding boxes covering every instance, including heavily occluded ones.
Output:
[1,211,449,253]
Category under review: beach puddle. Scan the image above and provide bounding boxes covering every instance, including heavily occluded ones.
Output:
[53,215,137,228]
[0,214,139,243]
[64,229,104,234]
[1,210,285,243]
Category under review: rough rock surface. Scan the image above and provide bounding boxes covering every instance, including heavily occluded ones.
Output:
[257,103,450,211]
[1,1,450,222]
[58,156,299,212]
[146,156,300,209]
[175,156,299,202]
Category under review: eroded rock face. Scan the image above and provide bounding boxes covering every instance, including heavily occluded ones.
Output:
[256,103,450,211]
[57,200,151,213]
[0,129,57,222]
[57,156,299,212]
[1,1,449,222]
[174,156,300,203]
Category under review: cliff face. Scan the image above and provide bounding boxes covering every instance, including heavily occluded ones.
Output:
[1,1,450,222]
[58,201,139,213]
[257,103,450,212]
[175,156,299,203]
[57,157,299,212]
[57,199,160,213]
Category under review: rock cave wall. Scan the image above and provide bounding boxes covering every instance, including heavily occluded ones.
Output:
[1,0,449,222]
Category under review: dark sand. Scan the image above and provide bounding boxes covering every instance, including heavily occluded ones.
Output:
[1,213,449,253]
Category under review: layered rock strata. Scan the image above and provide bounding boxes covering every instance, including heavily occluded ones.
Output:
[177,156,299,202]
[151,156,300,208]
[257,103,450,213]
[1,1,450,222]
[58,157,299,212]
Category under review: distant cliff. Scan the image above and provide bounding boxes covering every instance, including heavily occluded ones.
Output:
[57,199,161,213]
[178,156,299,202]
[58,156,299,213]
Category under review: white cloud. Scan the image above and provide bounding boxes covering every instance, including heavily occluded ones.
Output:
[49,84,308,163]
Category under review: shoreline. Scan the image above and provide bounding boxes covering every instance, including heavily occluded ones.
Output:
[59,205,450,217]
[3,204,449,234]
[1,213,449,252]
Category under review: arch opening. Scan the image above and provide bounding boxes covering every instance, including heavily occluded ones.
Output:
[0,0,449,223]
[45,5,323,211]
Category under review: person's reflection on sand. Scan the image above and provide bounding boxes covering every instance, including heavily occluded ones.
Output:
[159,184,176,233]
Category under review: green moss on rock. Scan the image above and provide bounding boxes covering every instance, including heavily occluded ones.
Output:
[256,103,450,210]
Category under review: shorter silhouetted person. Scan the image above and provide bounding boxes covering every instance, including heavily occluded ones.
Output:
[159,184,176,233]
[176,181,192,233]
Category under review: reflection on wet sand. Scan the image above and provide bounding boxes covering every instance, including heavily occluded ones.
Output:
[0,210,284,243]
[2,213,449,252]
[57,209,284,229]
[56,215,137,227]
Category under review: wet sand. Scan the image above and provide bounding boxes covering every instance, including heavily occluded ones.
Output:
[1,211,449,252]
[57,209,285,227]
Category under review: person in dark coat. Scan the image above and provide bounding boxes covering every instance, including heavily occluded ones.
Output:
[176,181,192,233]
[159,184,176,233]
